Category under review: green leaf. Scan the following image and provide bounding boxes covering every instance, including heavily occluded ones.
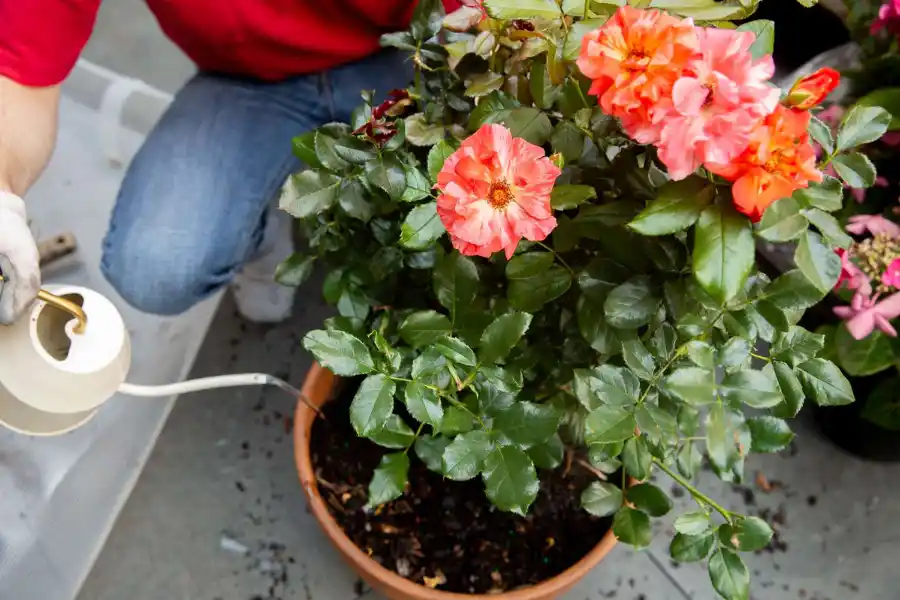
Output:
[737,19,774,59]
[670,531,715,563]
[629,177,715,236]
[466,72,505,98]
[613,507,652,548]
[314,127,350,171]
[275,253,315,286]
[481,365,523,394]
[551,184,597,210]
[803,208,853,249]
[748,416,794,453]
[401,167,433,203]
[442,430,493,481]
[808,115,835,155]
[404,381,444,428]
[399,310,452,348]
[365,452,409,509]
[585,406,637,444]
[400,201,445,250]
[369,415,416,449]
[771,360,805,419]
[336,178,374,221]
[693,203,754,305]
[755,197,807,242]
[627,482,672,517]
[494,402,561,447]
[434,335,477,368]
[833,152,877,189]
[674,512,711,536]
[772,326,825,367]
[832,323,897,377]
[622,437,652,480]
[792,175,843,211]
[635,405,677,445]
[577,297,619,354]
[291,131,321,168]
[662,367,717,406]
[604,276,661,329]
[479,312,533,363]
[440,405,477,435]
[762,269,826,310]
[332,135,376,164]
[861,377,900,430]
[434,253,479,315]
[677,442,702,479]
[855,87,900,130]
[720,368,782,409]
[279,171,340,218]
[836,105,892,151]
[482,445,539,516]
[709,548,750,600]
[499,107,552,146]
[719,517,774,552]
[795,230,841,293]
[337,286,370,320]
[467,91,519,131]
[427,139,459,182]
[302,330,375,376]
[649,0,749,19]
[650,323,677,361]
[582,365,641,408]
[705,404,735,472]
[365,154,407,200]
[622,339,656,381]
[578,257,630,302]
[528,434,565,469]
[550,121,585,162]
[686,341,715,369]
[796,358,854,406]
[508,266,572,312]
[484,0,562,20]
[581,482,623,517]
[719,337,750,371]
[415,435,450,473]
[506,252,554,279]
[350,374,396,437]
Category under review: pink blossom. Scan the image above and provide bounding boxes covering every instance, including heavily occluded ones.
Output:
[846,214,900,237]
[656,28,779,180]
[884,258,900,288]
[872,0,900,36]
[835,248,873,296]
[833,291,900,339]
[882,131,900,147]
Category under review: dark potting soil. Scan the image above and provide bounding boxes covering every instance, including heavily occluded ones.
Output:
[309,380,613,594]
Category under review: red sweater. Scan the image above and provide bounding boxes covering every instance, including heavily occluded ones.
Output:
[0,0,460,87]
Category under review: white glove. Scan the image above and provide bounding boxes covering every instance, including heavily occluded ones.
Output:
[0,191,40,325]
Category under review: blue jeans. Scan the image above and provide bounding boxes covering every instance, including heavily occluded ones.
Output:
[101,50,411,315]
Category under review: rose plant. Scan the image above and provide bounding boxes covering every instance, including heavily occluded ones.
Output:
[276,1,892,597]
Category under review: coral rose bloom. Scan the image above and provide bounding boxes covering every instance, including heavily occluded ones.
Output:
[707,106,822,222]
[435,124,560,259]
[784,67,841,111]
[656,27,779,180]
[577,6,698,144]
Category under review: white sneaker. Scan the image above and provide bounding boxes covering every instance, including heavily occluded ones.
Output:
[231,209,297,323]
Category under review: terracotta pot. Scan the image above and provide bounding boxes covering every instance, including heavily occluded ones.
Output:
[293,362,621,600]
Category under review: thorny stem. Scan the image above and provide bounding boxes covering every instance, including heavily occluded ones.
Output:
[536,241,575,276]
[653,457,734,524]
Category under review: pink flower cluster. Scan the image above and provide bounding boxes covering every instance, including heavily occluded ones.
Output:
[873,0,900,37]
[834,215,900,339]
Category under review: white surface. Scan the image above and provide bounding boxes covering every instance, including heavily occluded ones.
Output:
[0,89,220,598]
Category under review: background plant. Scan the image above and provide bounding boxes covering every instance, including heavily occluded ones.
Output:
[277,1,890,598]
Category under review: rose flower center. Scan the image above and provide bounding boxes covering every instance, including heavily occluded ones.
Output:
[488,180,514,209]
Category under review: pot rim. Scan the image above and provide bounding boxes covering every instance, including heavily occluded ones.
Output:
[293,362,621,600]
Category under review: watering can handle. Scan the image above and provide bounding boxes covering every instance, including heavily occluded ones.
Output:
[36,289,88,334]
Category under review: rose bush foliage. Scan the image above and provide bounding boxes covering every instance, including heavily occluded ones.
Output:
[279,1,891,598]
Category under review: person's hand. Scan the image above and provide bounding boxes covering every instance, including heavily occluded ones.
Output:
[0,191,40,325]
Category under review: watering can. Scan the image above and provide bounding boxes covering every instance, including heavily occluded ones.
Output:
[0,283,307,436]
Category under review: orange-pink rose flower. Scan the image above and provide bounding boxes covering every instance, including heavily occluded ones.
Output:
[576,5,698,145]
[435,124,560,259]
